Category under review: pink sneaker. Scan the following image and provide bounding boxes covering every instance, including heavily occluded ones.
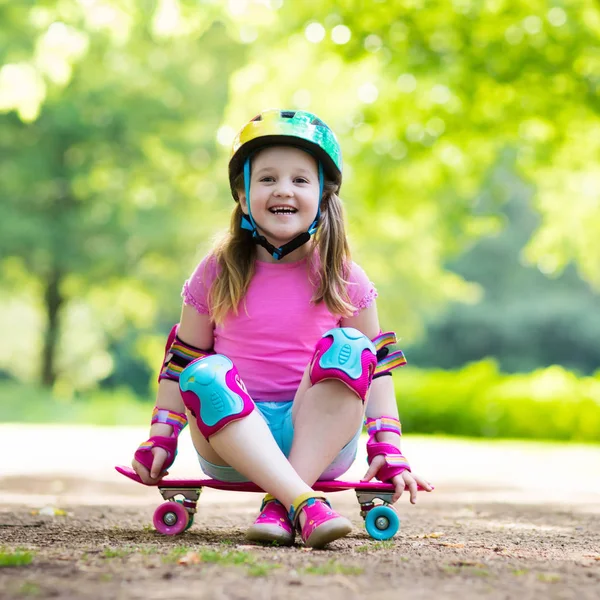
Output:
[246,495,294,546]
[289,493,352,549]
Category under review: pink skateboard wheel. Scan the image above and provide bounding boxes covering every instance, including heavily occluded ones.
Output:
[153,501,189,535]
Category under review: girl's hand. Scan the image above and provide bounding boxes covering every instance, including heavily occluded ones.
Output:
[363,454,433,504]
[132,447,169,484]
[391,470,433,504]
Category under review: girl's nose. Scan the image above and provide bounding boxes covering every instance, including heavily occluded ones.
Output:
[273,181,293,197]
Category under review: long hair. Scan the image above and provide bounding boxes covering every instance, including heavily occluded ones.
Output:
[209,174,355,325]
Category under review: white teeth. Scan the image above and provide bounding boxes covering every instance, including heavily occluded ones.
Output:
[269,207,297,214]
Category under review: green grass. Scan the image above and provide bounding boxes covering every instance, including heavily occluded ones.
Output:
[162,546,279,576]
[300,560,363,576]
[137,546,160,555]
[17,582,40,596]
[537,572,561,583]
[0,548,34,567]
[102,547,134,559]
[355,540,395,552]
[247,563,281,577]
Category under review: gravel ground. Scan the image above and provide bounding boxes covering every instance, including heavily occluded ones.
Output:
[1,426,598,599]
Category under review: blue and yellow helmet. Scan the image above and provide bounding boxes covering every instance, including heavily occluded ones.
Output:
[228,109,343,198]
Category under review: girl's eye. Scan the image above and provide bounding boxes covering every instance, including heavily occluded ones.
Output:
[259,176,275,182]
[295,178,308,184]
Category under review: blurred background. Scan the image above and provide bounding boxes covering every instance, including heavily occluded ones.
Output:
[1,0,599,443]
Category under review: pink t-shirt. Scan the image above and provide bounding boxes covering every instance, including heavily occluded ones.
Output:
[181,254,377,402]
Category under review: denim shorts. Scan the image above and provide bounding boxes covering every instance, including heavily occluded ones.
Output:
[197,400,362,483]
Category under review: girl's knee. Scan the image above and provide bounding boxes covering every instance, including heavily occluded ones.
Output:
[309,328,377,401]
[179,354,256,439]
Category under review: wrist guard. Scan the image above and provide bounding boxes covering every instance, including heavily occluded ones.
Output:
[151,408,187,437]
[134,435,178,474]
[134,408,187,474]
[366,439,411,482]
[371,331,407,379]
[365,415,402,438]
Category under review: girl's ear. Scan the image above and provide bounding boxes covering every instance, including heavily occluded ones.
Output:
[238,193,249,215]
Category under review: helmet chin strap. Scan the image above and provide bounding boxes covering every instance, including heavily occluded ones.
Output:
[240,156,324,261]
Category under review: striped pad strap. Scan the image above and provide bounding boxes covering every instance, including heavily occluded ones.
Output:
[151,408,188,437]
[372,331,397,351]
[365,415,402,440]
[371,331,407,376]
[159,335,213,383]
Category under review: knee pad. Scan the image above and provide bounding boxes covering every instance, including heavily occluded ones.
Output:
[309,327,377,401]
[179,354,255,439]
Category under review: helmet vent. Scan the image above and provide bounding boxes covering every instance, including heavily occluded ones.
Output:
[311,117,326,127]
[281,111,296,118]
[251,114,262,121]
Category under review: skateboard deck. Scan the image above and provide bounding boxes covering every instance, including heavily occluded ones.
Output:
[115,465,428,540]
[116,465,397,493]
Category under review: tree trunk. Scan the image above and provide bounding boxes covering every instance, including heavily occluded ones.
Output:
[41,266,63,387]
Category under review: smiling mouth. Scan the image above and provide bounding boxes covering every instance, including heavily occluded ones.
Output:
[269,206,298,214]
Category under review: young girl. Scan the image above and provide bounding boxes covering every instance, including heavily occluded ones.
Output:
[131,109,432,548]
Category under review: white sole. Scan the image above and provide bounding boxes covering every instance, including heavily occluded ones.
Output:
[305,517,352,549]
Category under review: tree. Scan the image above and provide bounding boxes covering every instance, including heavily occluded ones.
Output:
[222,0,600,332]
[407,152,600,374]
[0,1,247,388]
[2,0,599,391]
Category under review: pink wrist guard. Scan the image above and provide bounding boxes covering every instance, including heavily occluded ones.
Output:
[365,415,402,438]
[134,435,178,474]
[372,331,407,378]
[366,440,411,482]
[151,408,187,437]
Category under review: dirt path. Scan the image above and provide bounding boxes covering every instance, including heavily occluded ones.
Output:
[1,426,599,599]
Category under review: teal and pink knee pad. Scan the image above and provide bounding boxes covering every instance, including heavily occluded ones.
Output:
[179,355,255,439]
[309,327,377,401]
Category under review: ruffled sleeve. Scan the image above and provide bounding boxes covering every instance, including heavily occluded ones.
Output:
[181,254,219,315]
[347,261,378,316]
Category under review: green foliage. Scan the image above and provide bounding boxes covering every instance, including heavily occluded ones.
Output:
[0,1,247,387]
[407,159,600,374]
[2,0,600,399]
[0,382,149,425]
[3,362,598,442]
[396,361,600,442]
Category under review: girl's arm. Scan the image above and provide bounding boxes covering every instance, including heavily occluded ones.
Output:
[340,302,401,447]
[152,303,215,425]
[341,302,433,502]
[132,304,215,482]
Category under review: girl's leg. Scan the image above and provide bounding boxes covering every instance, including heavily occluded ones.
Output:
[288,367,365,486]
[181,357,312,509]
[191,410,311,507]
[181,352,355,548]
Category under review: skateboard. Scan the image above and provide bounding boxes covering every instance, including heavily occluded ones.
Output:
[115,465,424,540]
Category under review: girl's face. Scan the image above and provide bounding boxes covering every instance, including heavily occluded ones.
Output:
[238,146,320,261]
